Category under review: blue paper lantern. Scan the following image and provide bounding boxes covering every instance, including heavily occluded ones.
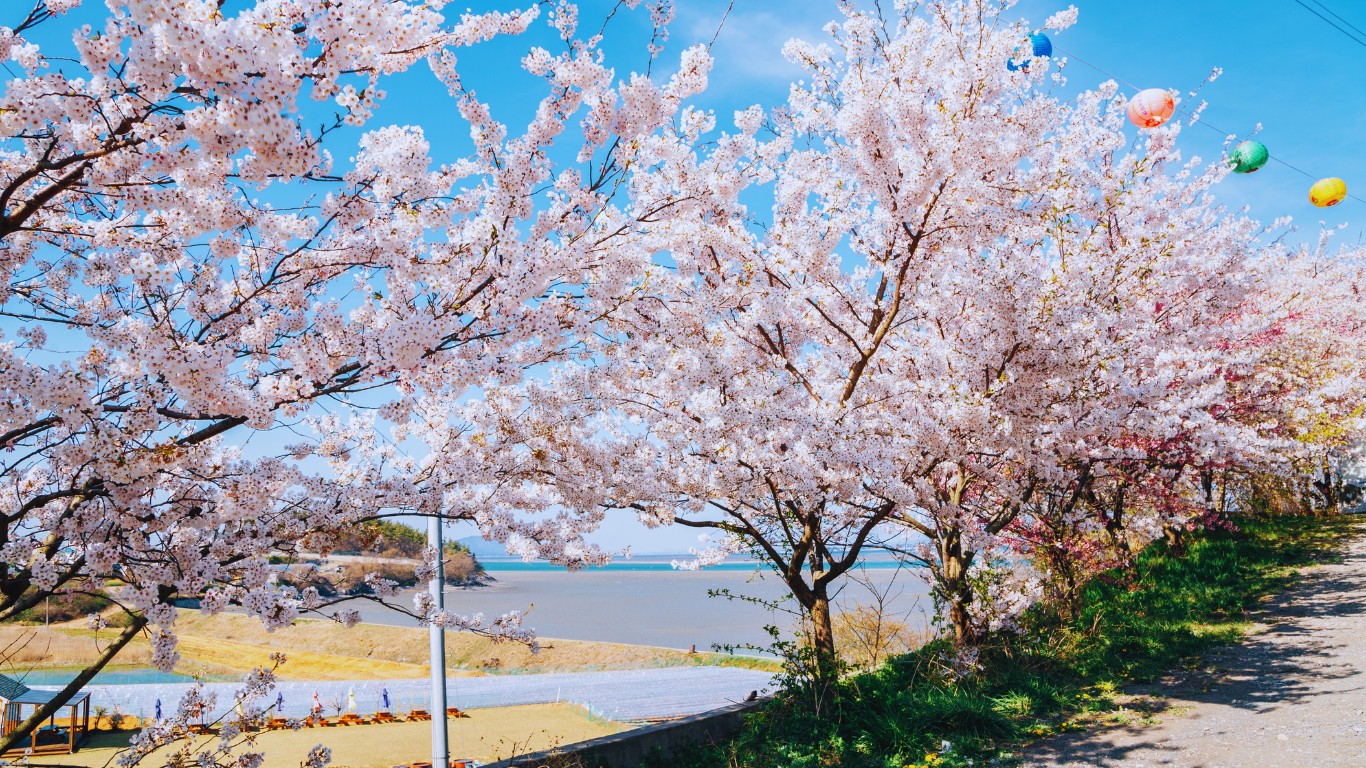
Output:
[1008,32,1052,71]
[1029,32,1052,58]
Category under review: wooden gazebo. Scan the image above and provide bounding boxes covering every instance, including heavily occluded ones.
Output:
[0,674,91,756]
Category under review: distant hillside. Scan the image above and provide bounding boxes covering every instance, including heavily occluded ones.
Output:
[457,536,509,558]
[279,521,485,595]
[331,520,476,561]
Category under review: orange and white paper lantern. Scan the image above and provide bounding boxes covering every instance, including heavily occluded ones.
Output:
[1127,88,1175,129]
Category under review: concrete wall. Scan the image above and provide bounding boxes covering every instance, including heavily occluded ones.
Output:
[483,699,763,768]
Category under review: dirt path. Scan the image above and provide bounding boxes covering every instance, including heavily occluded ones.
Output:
[1022,527,1366,767]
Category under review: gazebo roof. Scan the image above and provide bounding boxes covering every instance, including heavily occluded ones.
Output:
[0,674,30,702]
[0,674,90,707]
[10,689,89,706]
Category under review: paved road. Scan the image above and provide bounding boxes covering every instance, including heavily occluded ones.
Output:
[1023,529,1366,767]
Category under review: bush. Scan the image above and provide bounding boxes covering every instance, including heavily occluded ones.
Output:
[445,550,480,584]
[332,562,416,594]
[833,604,930,673]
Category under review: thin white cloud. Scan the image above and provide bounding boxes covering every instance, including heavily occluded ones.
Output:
[678,1,835,94]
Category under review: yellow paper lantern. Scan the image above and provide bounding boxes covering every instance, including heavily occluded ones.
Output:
[1309,177,1348,208]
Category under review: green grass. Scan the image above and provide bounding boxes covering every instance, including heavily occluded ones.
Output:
[655,513,1359,768]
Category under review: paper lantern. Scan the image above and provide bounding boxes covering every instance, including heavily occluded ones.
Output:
[1127,89,1175,128]
[1028,32,1053,58]
[1309,177,1347,208]
[1228,141,1269,174]
[1007,32,1052,71]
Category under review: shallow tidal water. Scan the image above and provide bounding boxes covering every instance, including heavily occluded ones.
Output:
[350,563,934,653]
[15,666,197,686]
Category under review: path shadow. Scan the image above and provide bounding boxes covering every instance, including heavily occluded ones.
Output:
[1021,542,1366,767]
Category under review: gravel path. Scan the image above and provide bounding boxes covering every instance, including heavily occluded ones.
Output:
[1022,527,1366,767]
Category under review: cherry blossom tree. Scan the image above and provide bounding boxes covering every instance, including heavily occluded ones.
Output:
[6,2,1365,761]
[445,0,1366,690]
[446,0,1112,673]
[0,0,707,757]
[1018,242,1366,595]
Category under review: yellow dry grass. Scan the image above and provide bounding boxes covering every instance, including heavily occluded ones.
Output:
[26,606,776,681]
[28,703,628,768]
[0,625,152,671]
[156,612,777,677]
[168,635,437,681]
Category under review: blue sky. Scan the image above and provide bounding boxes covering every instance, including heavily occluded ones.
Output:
[11,0,1365,554]
[675,0,1365,242]
[20,0,1362,236]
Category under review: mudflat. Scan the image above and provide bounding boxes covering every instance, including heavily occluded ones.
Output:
[355,564,933,652]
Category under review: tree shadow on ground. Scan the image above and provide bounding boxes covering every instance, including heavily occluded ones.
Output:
[1019,539,1366,767]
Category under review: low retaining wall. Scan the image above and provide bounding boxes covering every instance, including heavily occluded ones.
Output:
[484,699,763,768]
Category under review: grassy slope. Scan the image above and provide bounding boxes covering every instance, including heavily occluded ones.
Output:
[38,612,779,680]
[0,625,154,673]
[169,612,778,676]
[661,513,1358,768]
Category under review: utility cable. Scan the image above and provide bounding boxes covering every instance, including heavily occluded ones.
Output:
[1291,0,1366,49]
[1305,0,1366,41]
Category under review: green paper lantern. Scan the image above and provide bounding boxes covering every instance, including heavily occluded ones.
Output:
[1229,140,1269,174]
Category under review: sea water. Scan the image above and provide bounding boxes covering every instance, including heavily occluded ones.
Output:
[15,667,196,686]
[350,561,933,652]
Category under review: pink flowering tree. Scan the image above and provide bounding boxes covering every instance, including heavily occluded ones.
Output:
[441,1,1135,668]
[0,0,709,756]
[444,0,1366,684]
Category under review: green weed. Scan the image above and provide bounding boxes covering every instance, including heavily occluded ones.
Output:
[652,513,1358,768]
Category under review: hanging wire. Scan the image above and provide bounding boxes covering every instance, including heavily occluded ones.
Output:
[1052,44,1366,206]
[1291,0,1366,48]
[1305,0,1366,39]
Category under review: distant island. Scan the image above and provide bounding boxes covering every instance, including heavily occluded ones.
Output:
[272,521,490,597]
[456,536,511,558]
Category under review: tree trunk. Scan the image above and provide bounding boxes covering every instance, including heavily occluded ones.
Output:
[1163,523,1186,556]
[808,589,839,698]
[937,529,978,646]
[1058,563,1081,621]
[1104,483,1133,569]
[809,591,836,664]
[1314,462,1340,515]
[776,566,841,704]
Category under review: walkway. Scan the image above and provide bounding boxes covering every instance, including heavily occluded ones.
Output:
[1023,530,1366,767]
